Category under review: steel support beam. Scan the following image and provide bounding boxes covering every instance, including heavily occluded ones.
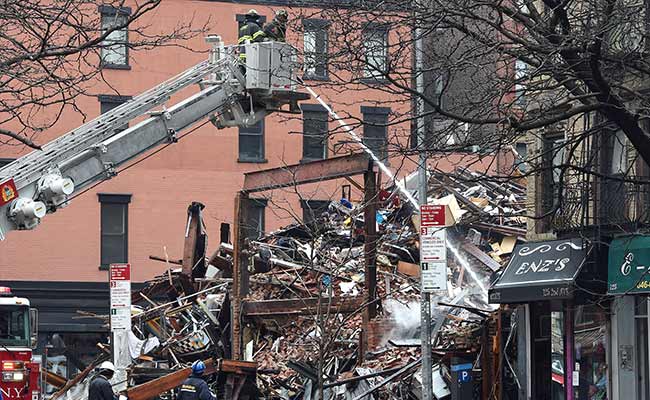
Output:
[242,153,370,193]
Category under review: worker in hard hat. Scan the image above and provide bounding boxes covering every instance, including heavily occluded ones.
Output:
[88,361,118,400]
[254,9,288,43]
[177,361,216,400]
[238,9,263,62]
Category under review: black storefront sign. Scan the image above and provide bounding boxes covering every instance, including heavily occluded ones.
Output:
[489,238,588,303]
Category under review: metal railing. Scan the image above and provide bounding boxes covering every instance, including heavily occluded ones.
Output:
[550,174,650,231]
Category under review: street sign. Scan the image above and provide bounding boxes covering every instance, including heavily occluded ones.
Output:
[420,227,447,261]
[109,263,131,391]
[420,204,445,227]
[420,205,448,292]
[110,264,131,329]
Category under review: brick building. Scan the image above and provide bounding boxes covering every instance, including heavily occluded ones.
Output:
[0,0,416,380]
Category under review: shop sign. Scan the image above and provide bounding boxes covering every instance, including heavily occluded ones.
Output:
[608,235,650,294]
[489,238,588,303]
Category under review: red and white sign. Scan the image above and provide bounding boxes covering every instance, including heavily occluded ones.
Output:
[109,264,131,330]
[420,206,448,292]
[110,264,131,281]
[421,204,445,227]
[421,227,447,262]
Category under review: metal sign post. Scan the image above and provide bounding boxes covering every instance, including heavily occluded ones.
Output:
[110,263,131,392]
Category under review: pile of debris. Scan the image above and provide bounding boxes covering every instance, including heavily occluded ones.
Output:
[48,161,526,400]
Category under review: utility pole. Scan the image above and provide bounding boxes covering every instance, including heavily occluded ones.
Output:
[415,7,433,400]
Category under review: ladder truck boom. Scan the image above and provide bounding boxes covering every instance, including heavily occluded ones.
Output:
[0,37,308,240]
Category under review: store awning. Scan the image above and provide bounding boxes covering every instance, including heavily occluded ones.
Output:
[608,235,650,294]
[489,238,589,303]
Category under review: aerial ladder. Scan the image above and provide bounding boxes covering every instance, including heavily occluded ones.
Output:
[0,37,309,240]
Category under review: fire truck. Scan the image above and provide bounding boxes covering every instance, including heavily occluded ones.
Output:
[0,287,40,400]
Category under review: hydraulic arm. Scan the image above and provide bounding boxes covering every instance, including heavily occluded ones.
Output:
[0,37,308,240]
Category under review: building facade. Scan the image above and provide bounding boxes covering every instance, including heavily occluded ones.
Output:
[489,105,650,399]
[0,0,415,381]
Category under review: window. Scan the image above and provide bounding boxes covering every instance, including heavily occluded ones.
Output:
[0,306,29,347]
[433,75,445,109]
[514,59,527,105]
[302,105,328,161]
[635,297,650,400]
[238,120,265,162]
[362,106,390,160]
[303,19,329,79]
[100,6,130,68]
[573,305,609,400]
[99,94,131,132]
[515,142,528,173]
[0,158,15,168]
[611,130,628,175]
[301,200,330,226]
[245,199,266,239]
[363,25,388,79]
[98,193,130,269]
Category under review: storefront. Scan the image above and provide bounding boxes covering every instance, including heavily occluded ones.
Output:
[489,238,610,400]
[607,235,650,400]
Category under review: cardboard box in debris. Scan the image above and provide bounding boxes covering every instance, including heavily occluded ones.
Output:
[49,168,525,400]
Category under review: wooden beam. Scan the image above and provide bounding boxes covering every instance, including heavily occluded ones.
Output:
[242,153,370,192]
[459,239,501,272]
[182,202,205,280]
[241,297,364,316]
[126,359,217,400]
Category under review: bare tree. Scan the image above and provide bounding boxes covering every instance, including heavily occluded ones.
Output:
[0,0,204,149]
[281,0,650,230]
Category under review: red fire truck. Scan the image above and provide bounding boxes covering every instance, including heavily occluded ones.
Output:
[0,287,41,400]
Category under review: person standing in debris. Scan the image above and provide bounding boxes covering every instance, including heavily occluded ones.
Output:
[238,9,263,63]
[253,10,288,43]
[177,361,216,400]
[88,361,118,400]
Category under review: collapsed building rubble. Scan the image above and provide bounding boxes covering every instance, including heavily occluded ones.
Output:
[50,154,525,400]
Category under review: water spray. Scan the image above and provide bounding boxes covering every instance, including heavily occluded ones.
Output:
[299,81,490,298]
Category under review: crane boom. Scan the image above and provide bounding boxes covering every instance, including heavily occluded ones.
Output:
[0,38,308,240]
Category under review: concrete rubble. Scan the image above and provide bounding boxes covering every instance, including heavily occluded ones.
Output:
[46,164,526,400]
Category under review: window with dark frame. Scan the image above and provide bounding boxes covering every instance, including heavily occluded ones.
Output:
[362,106,390,160]
[0,158,15,168]
[245,199,266,239]
[302,105,328,161]
[99,94,132,132]
[100,6,131,68]
[301,200,330,226]
[363,24,388,80]
[238,120,265,162]
[514,59,527,105]
[303,19,329,79]
[515,142,528,173]
[98,193,131,270]
[542,134,565,213]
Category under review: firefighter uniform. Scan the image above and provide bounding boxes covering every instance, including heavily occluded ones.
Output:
[253,10,288,43]
[238,10,263,62]
[177,376,216,400]
[177,361,215,400]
